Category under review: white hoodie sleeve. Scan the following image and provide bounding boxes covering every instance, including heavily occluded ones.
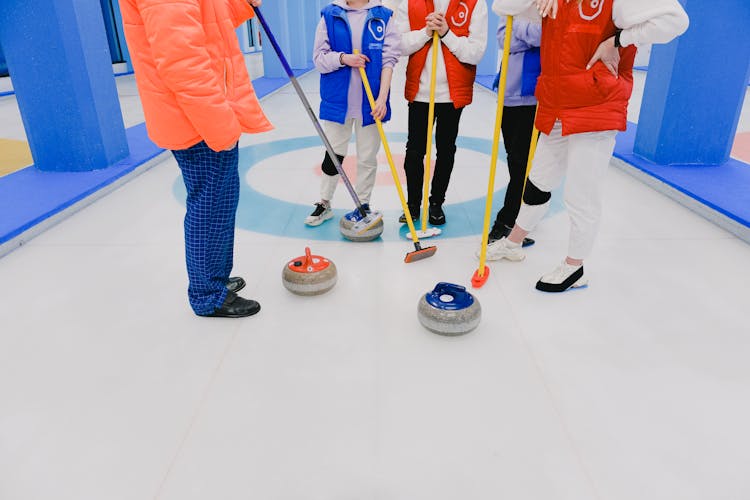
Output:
[613,0,689,47]
[397,0,431,56]
[441,0,488,65]
[492,0,539,20]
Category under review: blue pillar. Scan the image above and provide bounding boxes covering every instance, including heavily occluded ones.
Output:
[287,0,309,69]
[261,0,292,78]
[0,42,8,76]
[634,0,750,165]
[236,25,251,53]
[477,1,499,77]
[304,0,324,67]
[111,0,133,72]
[0,0,128,172]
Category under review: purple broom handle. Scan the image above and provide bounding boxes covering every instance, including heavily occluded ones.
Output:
[253,6,366,213]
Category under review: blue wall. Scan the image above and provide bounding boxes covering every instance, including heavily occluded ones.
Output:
[100,0,124,63]
[0,0,123,80]
[0,0,129,171]
[634,0,750,165]
[0,40,7,77]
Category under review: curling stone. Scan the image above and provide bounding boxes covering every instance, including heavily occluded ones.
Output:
[282,247,337,296]
[339,215,384,242]
[417,283,481,336]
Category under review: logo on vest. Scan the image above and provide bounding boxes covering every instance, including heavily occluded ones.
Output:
[578,0,605,21]
[368,18,386,42]
[450,2,470,28]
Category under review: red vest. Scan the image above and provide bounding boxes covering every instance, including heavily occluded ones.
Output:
[535,0,637,135]
[405,0,478,108]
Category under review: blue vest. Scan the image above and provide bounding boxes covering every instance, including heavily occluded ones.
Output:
[320,4,392,126]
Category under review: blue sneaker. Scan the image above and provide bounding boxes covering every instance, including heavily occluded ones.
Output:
[344,204,370,222]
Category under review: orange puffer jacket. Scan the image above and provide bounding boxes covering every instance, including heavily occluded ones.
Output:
[120,0,273,152]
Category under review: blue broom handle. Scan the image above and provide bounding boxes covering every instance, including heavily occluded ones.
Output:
[253,6,365,211]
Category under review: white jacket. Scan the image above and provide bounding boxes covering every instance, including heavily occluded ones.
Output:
[398,0,488,103]
[492,0,689,48]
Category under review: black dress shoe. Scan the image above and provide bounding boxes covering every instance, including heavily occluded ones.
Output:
[488,224,535,247]
[204,291,260,318]
[398,207,420,224]
[428,203,446,226]
[226,276,246,294]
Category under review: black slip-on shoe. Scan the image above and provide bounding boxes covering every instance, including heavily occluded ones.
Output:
[488,224,535,247]
[226,276,246,294]
[398,207,420,224]
[204,291,261,318]
[428,203,446,226]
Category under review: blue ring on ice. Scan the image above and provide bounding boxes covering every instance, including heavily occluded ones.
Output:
[173,133,564,241]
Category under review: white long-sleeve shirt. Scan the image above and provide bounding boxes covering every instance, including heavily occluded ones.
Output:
[491,0,689,48]
[397,0,488,103]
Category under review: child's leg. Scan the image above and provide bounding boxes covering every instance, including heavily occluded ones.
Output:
[353,119,381,205]
[320,120,353,202]
[496,105,537,230]
[511,121,569,240]
[403,101,430,209]
[563,129,617,261]
[430,103,463,206]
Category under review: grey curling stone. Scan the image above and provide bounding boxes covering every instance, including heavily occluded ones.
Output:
[282,247,338,296]
[418,282,481,336]
[339,215,384,242]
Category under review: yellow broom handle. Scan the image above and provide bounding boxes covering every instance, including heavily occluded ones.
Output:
[477,16,513,278]
[422,31,440,232]
[354,50,422,244]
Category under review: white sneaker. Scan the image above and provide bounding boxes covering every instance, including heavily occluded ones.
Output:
[478,237,526,262]
[536,261,588,293]
[304,202,333,226]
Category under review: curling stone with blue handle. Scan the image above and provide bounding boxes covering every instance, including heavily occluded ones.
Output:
[417,283,481,336]
[339,208,384,242]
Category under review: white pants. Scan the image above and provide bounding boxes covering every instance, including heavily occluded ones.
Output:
[320,119,381,205]
[516,121,617,260]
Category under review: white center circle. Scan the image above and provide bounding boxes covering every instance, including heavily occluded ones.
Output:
[245,142,504,211]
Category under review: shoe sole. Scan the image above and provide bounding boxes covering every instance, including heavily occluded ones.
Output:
[305,211,333,227]
[482,250,525,262]
[536,268,587,293]
[536,279,588,293]
[204,304,261,318]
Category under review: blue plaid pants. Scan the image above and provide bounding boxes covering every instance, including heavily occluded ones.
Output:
[172,141,239,315]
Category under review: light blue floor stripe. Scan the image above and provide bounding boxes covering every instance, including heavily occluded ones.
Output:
[173,133,565,241]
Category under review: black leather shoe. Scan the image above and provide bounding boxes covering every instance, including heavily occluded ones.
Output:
[428,203,446,226]
[226,276,246,294]
[488,224,535,247]
[487,225,508,244]
[204,291,260,318]
[398,207,420,224]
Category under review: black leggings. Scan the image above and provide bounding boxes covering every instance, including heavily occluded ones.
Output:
[404,101,464,208]
[493,104,537,230]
